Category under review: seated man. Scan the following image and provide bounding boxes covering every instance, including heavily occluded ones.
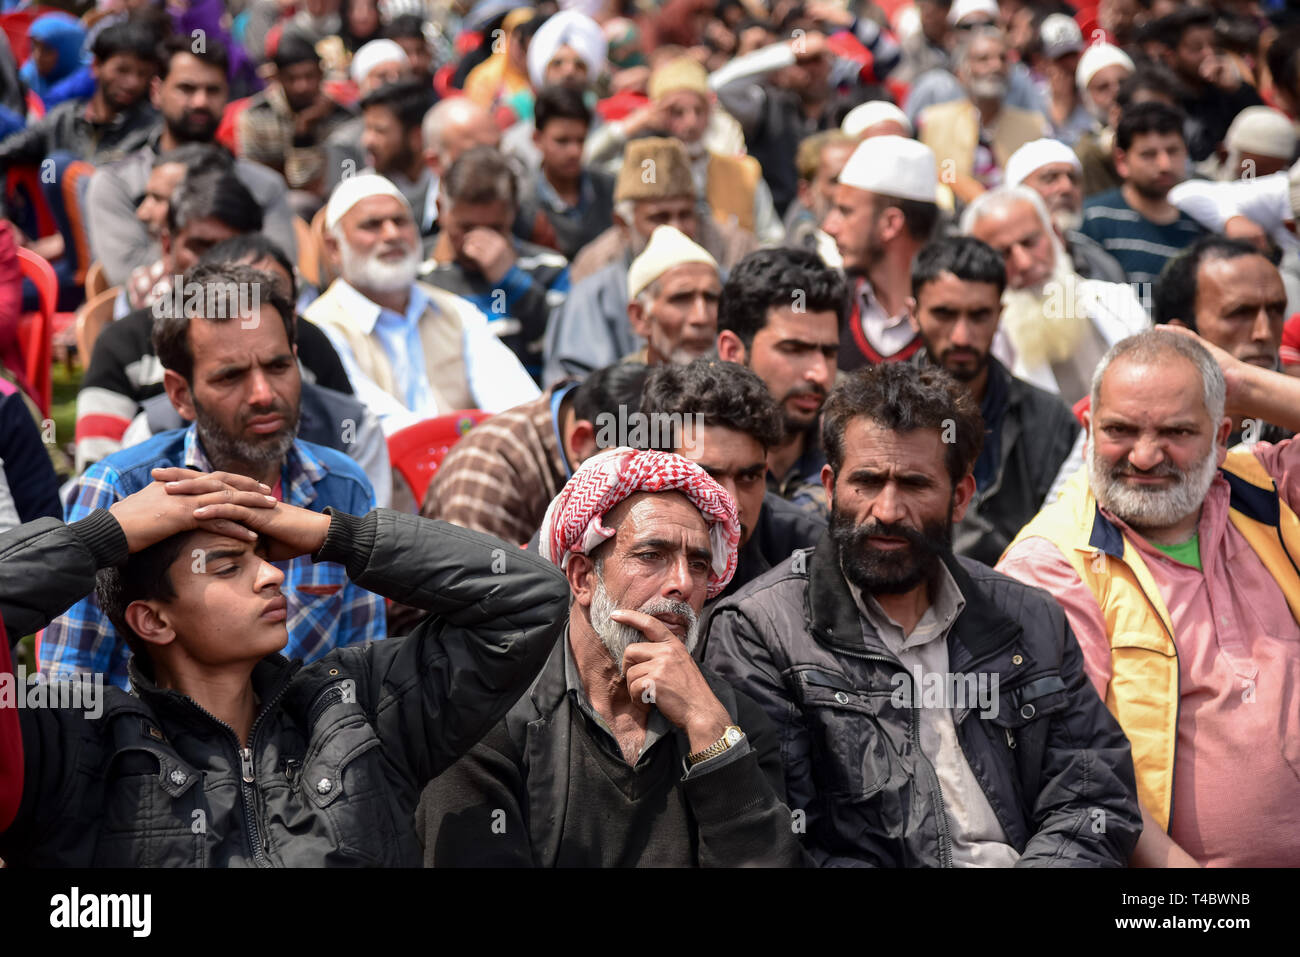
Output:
[962,184,1149,406]
[421,363,649,545]
[716,247,847,516]
[120,235,392,507]
[0,465,568,866]
[84,35,297,286]
[908,236,1078,565]
[1078,102,1208,287]
[423,147,571,380]
[419,96,502,244]
[417,447,808,867]
[236,30,355,219]
[641,358,825,605]
[0,19,158,168]
[1004,138,1127,284]
[706,362,1142,866]
[513,84,616,261]
[123,142,232,315]
[998,329,1300,867]
[308,173,540,434]
[623,226,720,367]
[543,137,757,385]
[1155,236,1292,445]
[46,264,386,689]
[75,168,351,473]
[360,78,437,227]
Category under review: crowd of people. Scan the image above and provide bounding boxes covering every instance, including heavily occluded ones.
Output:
[0,0,1298,869]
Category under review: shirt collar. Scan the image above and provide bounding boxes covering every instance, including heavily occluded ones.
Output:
[563,629,671,759]
[332,279,428,335]
[846,558,966,653]
[535,171,591,215]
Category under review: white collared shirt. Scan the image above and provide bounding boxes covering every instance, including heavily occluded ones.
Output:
[320,280,540,435]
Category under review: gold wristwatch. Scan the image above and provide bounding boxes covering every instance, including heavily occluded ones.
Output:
[687,725,744,766]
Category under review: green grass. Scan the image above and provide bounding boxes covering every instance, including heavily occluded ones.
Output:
[50,361,81,477]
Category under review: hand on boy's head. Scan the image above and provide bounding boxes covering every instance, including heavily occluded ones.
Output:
[108,469,279,554]
[191,497,333,563]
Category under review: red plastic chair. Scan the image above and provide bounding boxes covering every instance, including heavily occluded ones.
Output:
[16,246,59,416]
[387,410,492,504]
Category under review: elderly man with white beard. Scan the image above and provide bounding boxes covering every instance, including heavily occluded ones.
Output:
[304,173,539,436]
[415,447,808,866]
[1005,138,1128,285]
[998,329,1300,868]
[962,184,1149,407]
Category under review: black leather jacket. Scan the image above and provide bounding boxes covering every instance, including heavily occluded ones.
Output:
[0,508,568,866]
[704,533,1142,867]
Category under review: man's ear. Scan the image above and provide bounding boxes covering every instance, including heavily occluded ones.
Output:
[150,74,162,109]
[163,368,196,423]
[568,418,598,464]
[627,299,648,338]
[1113,147,1129,180]
[565,553,599,608]
[883,206,908,244]
[906,296,920,333]
[423,145,440,175]
[124,599,179,650]
[1166,318,1188,329]
[820,462,836,510]
[321,225,341,267]
[716,328,747,364]
[950,472,977,524]
[1215,415,1233,463]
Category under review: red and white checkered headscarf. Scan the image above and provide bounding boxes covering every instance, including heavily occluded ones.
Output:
[539,447,740,598]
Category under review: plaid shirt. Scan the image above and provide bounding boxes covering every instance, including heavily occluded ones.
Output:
[236,84,354,190]
[421,383,576,545]
[41,426,386,689]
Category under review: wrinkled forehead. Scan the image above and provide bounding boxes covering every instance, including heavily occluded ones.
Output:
[1096,353,1209,422]
[605,490,711,549]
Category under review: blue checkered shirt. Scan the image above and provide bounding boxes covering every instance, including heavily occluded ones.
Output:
[41,425,386,689]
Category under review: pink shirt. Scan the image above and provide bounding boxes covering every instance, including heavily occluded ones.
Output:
[998,440,1300,867]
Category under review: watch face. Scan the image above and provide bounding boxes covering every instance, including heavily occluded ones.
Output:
[724,728,742,746]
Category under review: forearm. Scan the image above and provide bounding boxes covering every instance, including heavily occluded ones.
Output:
[686,748,811,866]
[1235,362,1300,433]
[0,511,127,641]
[1130,803,1200,867]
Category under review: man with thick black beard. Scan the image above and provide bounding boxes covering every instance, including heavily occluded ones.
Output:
[705,363,1142,866]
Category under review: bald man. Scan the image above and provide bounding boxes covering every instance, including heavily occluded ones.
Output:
[420,96,502,241]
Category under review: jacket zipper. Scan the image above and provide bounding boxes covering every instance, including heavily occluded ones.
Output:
[815,640,955,867]
[177,679,292,867]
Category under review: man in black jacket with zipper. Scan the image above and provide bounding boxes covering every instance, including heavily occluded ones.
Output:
[0,469,568,867]
[704,363,1141,866]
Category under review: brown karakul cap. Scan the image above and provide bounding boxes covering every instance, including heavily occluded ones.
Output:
[615,137,695,202]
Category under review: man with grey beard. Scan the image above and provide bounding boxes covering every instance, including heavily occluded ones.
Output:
[999,329,1300,868]
[416,447,807,866]
[962,184,1149,407]
[305,173,538,436]
[916,26,1048,205]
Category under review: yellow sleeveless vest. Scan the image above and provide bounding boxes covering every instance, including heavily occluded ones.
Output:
[1004,448,1300,831]
[705,153,761,233]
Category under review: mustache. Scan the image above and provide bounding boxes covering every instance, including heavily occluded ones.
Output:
[782,383,827,401]
[1109,461,1185,481]
[845,519,944,553]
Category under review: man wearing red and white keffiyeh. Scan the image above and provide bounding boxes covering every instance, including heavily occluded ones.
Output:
[417,444,808,867]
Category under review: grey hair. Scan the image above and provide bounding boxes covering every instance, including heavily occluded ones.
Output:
[952,24,1004,72]
[1089,330,1227,424]
[959,183,1052,236]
